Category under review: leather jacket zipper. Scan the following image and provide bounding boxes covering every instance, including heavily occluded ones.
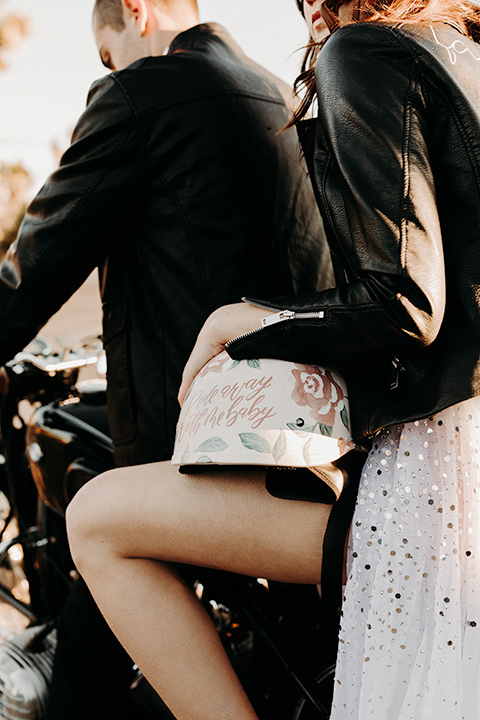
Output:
[225,300,325,349]
[390,355,405,390]
[261,308,325,325]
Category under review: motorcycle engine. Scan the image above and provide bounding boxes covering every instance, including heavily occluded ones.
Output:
[0,625,56,720]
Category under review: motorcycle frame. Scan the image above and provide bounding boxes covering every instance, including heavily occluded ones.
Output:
[0,348,337,719]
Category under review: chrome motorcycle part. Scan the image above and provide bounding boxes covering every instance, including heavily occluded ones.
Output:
[291,666,336,720]
[0,624,57,720]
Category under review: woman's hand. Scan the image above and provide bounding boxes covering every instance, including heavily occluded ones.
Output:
[178,303,274,406]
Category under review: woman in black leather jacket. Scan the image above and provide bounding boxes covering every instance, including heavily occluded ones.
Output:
[67,2,480,718]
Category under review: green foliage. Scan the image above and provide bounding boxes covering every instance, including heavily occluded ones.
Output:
[239,433,272,454]
[272,430,287,463]
[194,437,229,454]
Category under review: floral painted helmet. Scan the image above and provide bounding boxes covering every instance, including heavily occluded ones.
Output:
[171,352,355,469]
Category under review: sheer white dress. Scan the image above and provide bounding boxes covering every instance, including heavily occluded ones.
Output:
[330,396,480,720]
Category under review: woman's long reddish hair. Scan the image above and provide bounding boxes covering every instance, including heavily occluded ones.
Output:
[290,0,480,125]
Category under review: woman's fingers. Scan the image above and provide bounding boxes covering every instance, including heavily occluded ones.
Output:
[178,307,229,406]
[177,303,273,407]
[178,336,224,407]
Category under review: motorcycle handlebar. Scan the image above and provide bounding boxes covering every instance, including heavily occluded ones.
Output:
[8,351,101,374]
[5,338,105,377]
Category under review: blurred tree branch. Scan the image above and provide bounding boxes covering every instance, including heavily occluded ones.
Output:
[0,1,31,258]
[0,163,31,256]
[0,0,29,71]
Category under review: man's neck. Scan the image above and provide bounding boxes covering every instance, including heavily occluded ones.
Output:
[148,5,199,56]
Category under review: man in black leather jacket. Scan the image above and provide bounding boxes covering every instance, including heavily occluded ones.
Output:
[0,0,332,717]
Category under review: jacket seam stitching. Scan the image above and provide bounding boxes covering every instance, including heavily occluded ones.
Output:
[158,174,215,311]
[110,85,287,116]
[325,303,383,312]
[400,71,415,272]
[381,24,480,192]
[112,75,149,172]
[421,76,480,191]
[112,74,140,117]
[355,26,416,276]
[0,124,136,328]
[319,156,356,282]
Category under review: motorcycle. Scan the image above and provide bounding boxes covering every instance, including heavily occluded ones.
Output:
[0,336,340,720]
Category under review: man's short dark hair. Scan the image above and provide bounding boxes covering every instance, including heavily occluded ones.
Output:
[94,0,126,32]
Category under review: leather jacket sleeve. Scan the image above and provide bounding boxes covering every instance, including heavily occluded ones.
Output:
[0,73,143,364]
[227,24,445,367]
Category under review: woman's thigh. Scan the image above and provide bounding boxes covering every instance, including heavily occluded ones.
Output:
[70,462,330,585]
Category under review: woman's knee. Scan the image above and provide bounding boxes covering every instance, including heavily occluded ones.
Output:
[66,469,120,573]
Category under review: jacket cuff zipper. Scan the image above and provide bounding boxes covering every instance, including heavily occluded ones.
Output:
[224,298,325,350]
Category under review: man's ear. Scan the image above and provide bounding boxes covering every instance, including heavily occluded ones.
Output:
[123,0,149,34]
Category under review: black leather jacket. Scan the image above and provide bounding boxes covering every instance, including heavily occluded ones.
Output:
[226,22,480,441]
[0,23,332,465]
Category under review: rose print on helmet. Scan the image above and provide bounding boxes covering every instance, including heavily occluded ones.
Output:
[291,364,345,427]
[172,353,355,469]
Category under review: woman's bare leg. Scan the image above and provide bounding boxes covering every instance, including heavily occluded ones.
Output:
[67,463,330,720]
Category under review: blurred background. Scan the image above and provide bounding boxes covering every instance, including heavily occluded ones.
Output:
[0,0,309,255]
[0,1,309,635]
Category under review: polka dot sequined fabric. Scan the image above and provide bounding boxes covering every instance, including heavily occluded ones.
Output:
[330,397,480,719]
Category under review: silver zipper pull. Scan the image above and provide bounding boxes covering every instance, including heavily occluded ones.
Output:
[261,310,295,327]
[390,356,404,391]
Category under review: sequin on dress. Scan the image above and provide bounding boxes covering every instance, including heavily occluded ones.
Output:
[330,397,480,720]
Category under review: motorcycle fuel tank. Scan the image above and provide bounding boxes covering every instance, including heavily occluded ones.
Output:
[26,381,114,515]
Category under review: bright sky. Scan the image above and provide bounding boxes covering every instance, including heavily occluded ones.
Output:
[0,0,308,194]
